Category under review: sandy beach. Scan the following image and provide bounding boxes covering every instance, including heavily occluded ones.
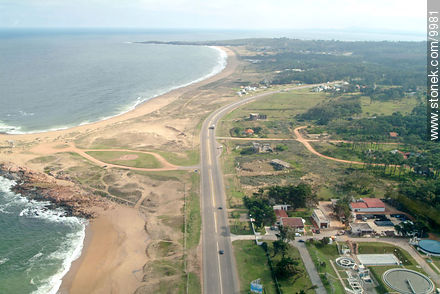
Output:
[0,45,239,293]
[59,206,147,294]
[0,46,237,144]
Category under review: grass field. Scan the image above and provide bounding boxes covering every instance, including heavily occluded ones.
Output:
[86,150,161,168]
[306,243,345,294]
[233,240,276,294]
[316,186,339,201]
[233,240,314,294]
[311,141,405,163]
[360,96,418,117]
[186,173,201,249]
[156,149,199,166]
[229,220,253,235]
[218,89,328,138]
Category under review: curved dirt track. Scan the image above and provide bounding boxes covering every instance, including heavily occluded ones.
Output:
[294,126,388,167]
[30,143,192,171]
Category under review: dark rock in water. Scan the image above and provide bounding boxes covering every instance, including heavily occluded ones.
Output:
[0,163,109,218]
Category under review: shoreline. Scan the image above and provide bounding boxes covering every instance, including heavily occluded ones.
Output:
[0,45,238,294]
[58,223,92,294]
[59,206,147,294]
[53,46,237,293]
[0,45,229,138]
[0,167,103,294]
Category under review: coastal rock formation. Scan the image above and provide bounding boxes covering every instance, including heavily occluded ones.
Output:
[0,163,109,218]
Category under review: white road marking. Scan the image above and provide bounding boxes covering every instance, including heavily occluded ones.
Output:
[207,125,218,233]
[209,170,218,233]
[216,242,224,294]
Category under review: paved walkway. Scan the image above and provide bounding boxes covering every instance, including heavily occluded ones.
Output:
[291,241,327,294]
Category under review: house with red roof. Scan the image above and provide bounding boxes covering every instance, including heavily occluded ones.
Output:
[350,198,385,212]
[274,209,288,225]
[280,217,304,232]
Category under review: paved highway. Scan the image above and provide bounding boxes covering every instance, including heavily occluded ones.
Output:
[200,84,322,294]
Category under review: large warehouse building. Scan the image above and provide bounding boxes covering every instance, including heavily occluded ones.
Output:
[350,198,386,213]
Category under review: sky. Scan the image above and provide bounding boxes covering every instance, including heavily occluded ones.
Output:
[0,0,426,34]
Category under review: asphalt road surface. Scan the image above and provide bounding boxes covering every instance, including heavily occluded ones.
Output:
[200,84,321,294]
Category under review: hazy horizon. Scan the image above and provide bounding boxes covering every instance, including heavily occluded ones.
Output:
[0,27,425,42]
[1,0,425,39]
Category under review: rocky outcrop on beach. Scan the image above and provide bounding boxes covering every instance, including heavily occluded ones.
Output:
[0,163,108,218]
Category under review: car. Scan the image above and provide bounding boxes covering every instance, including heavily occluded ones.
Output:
[218,206,223,210]
[219,250,224,255]
[209,124,215,129]
[298,240,305,243]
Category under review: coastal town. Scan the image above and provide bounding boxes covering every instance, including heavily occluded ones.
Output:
[0,2,436,294]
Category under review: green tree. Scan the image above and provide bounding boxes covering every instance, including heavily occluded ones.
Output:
[243,196,276,227]
[275,256,302,280]
[272,240,289,257]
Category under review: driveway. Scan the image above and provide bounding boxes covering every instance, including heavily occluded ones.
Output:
[291,241,327,294]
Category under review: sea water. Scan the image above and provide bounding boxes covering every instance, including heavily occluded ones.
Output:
[0,29,227,134]
[0,29,227,293]
[0,176,86,294]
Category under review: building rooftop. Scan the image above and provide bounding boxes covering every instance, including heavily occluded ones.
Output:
[313,209,329,221]
[362,198,385,208]
[280,217,304,228]
[351,202,368,209]
[274,209,288,220]
[351,198,385,209]
[357,254,399,266]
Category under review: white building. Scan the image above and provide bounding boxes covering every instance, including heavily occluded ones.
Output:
[273,204,290,211]
[312,209,329,229]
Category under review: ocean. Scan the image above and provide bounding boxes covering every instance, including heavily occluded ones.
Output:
[0,176,85,294]
[0,29,227,293]
[0,30,227,134]
[0,28,423,293]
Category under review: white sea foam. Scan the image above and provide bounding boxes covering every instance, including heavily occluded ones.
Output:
[32,223,85,294]
[0,258,9,266]
[1,45,228,135]
[0,176,87,294]
[0,121,23,134]
[18,110,35,117]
